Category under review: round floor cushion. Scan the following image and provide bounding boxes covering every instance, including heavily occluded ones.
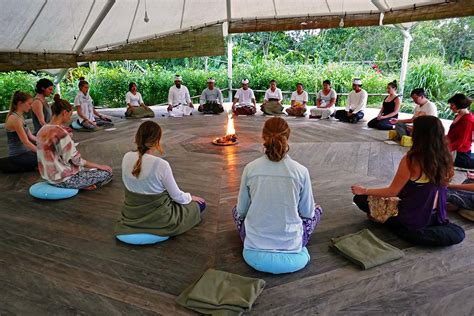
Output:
[243,247,310,274]
[71,120,83,130]
[29,182,79,200]
[116,233,169,245]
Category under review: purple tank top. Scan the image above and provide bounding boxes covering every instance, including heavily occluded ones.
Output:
[397,180,448,231]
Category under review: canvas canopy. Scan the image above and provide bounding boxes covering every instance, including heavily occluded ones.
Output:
[0,0,473,71]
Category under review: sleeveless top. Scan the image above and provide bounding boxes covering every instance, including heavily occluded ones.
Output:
[382,95,398,117]
[6,112,31,156]
[32,96,52,135]
[397,174,448,231]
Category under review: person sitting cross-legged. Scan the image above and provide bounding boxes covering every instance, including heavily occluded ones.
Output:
[310,80,337,119]
[37,94,113,190]
[125,82,154,118]
[116,121,206,238]
[389,88,437,140]
[286,83,308,117]
[232,79,257,116]
[367,80,400,130]
[352,116,465,247]
[446,93,474,170]
[167,75,194,117]
[335,78,367,123]
[261,79,284,115]
[232,117,323,252]
[198,77,224,114]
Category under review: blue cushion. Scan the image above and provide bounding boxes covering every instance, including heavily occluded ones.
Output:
[243,247,310,274]
[29,182,79,200]
[116,233,169,245]
[71,120,83,130]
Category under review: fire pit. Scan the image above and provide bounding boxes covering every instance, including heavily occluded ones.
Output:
[212,112,238,146]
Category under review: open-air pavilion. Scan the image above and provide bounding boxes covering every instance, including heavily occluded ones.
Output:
[1,1,474,314]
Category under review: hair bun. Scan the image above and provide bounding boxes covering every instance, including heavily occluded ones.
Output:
[53,94,61,102]
[393,80,397,84]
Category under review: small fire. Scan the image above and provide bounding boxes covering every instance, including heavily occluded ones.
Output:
[226,112,236,136]
[212,111,238,146]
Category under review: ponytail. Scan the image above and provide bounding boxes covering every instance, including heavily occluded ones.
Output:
[8,90,32,117]
[262,117,290,162]
[131,121,163,178]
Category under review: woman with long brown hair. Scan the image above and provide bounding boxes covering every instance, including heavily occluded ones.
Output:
[115,121,205,239]
[36,94,112,190]
[352,116,465,246]
[0,91,38,173]
[233,117,323,252]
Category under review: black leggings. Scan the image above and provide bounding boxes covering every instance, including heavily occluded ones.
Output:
[367,117,394,130]
[0,151,37,173]
[353,195,465,247]
[454,151,474,169]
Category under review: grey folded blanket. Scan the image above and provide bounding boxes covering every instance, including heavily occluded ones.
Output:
[330,229,404,270]
[176,269,265,315]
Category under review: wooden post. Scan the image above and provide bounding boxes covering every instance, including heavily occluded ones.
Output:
[227,35,233,102]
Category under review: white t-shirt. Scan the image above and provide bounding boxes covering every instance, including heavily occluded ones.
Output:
[414,100,438,117]
[122,152,192,205]
[291,91,308,104]
[74,91,95,123]
[264,88,283,101]
[317,89,337,107]
[126,91,144,107]
[234,88,255,106]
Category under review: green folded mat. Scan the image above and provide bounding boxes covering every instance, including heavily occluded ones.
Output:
[176,268,265,316]
[330,229,404,270]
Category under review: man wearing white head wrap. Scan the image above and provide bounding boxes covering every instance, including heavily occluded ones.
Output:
[198,77,224,114]
[335,78,367,123]
[167,75,194,117]
[232,79,257,115]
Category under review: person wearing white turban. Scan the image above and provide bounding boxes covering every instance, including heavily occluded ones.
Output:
[167,75,194,117]
[335,78,367,123]
[232,79,257,116]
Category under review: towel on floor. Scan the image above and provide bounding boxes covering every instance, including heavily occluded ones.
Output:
[176,269,265,315]
[330,229,404,270]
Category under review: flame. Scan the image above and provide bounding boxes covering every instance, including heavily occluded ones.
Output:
[226,112,236,136]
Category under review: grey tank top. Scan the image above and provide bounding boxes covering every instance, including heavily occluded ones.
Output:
[6,112,31,156]
[32,96,52,135]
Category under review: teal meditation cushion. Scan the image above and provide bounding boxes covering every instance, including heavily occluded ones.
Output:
[116,233,169,245]
[243,247,310,274]
[29,182,79,200]
[71,120,83,130]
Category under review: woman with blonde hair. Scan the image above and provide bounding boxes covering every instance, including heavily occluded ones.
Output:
[0,91,37,173]
[233,117,322,252]
[115,121,205,238]
[352,116,465,246]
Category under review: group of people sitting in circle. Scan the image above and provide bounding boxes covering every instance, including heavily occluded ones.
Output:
[0,74,473,272]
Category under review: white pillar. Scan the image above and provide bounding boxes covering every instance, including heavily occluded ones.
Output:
[227,35,233,102]
[398,27,412,100]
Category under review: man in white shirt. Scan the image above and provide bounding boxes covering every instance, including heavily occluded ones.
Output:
[198,77,224,114]
[335,78,368,123]
[390,88,438,138]
[287,83,308,117]
[261,79,284,115]
[167,75,194,117]
[232,79,257,116]
[74,79,113,130]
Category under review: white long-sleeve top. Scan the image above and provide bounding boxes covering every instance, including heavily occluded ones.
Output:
[345,89,368,113]
[237,155,316,252]
[122,152,192,205]
[168,85,191,106]
[126,91,144,106]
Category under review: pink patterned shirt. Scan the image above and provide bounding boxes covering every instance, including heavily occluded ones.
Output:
[37,125,86,184]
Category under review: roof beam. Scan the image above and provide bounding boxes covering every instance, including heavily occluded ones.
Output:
[229,0,474,33]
